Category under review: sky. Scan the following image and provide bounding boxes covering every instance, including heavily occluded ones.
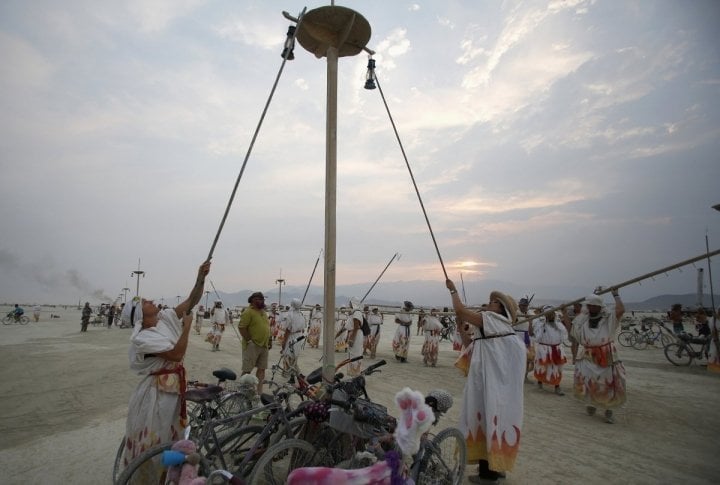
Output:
[1,0,719,306]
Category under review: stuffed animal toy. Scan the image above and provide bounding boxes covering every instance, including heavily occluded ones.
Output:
[165,439,206,485]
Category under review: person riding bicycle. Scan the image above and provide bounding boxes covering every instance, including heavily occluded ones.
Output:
[12,304,24,320]
[668,303,685,335]
[694,308,711,338]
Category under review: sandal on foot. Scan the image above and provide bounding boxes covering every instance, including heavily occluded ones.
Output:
[586,405,596,416]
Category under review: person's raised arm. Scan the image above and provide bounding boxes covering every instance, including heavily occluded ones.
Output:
[175,261,211,318]
[158,313,193,362]
[446,279,483,328]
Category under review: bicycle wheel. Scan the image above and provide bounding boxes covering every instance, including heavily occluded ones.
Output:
[631,334,648,350]
[112,437,126,483]
[20,315,29,324]
[207,424,265,477]
[218,392,255,418]
[617,331,635,348]
[657,333,675,348]
[2,316,11,325]
[247,438,316,485]
[664,343,692,366]
[114,442,172,485]
[416,427,467,485]
[116,441,213,485]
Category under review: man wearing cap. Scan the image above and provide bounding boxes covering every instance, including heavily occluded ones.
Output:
[239,292,272,394]
[392,301,414,363]
[563,289,626,424]
[446,279,525,482]
[530,306,568,395]
[366,307,383,358]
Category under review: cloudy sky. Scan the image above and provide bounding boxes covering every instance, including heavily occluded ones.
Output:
[1,0,719,306]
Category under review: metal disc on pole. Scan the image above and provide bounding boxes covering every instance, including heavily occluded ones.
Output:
[296,6,371,58]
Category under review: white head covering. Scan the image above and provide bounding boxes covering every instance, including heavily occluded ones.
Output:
[290,298,302,310]
[349,297,361,310]
[585,294,604,307]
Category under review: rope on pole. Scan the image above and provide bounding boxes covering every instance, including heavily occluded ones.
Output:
[374,74,448,280]
[205,8,307,261]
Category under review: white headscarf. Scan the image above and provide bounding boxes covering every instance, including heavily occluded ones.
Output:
[290,298,302,310]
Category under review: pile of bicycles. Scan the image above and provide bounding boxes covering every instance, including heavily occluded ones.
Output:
[113,356,466,485]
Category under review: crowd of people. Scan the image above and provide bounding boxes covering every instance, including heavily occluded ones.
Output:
[109,263,720,484]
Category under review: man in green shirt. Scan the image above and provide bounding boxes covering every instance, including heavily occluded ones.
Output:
[239,291,271,394]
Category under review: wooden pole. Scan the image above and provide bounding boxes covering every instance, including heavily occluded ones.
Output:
[513,249,720,326]
[322,45,339,383]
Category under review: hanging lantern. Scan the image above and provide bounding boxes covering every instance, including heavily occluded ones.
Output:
[281,25,296,60]
[364,58,376,90]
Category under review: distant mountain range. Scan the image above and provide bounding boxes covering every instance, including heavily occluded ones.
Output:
[209,279,719,312]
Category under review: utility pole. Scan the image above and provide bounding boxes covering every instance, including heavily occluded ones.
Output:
[276,271,286,309]
[131,259,145,298]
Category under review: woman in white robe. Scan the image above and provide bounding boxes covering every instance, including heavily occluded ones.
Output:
[447,280,525,482]
[122,261,210,483]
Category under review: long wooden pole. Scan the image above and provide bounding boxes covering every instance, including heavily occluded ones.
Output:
[322,46,339,383]
[301,249,323,305]
[513,249,720,326]
[360,252,399,303]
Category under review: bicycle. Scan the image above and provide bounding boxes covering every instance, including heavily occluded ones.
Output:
[115,378,311,484]
[663,333,712,366]
[439,317,456,342]
[112,367,257,483]
[2,313,29,325]
[248,360,466,484]
[629,317,675,350]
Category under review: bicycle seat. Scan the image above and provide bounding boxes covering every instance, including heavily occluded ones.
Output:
[186,385,224,403]
[260,393,275,406]
[213,367,237,382]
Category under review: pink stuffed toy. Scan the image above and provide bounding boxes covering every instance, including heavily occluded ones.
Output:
[166,439,206,485]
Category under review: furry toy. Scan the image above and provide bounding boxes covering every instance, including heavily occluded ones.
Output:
[394,387,434,458]
[165,439,206,485]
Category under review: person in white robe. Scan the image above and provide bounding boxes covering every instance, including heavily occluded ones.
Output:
[281,298,306,374]
[392,301,414,362]
[421,309,443,367]
[366,307,383,358]
[447,279,525,483]
[530,306,569,395]
[121,260,210,483]
[307,304,322,348]
[346,298,364,377]
[563,290,626,424]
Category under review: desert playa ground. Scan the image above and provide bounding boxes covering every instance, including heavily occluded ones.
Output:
[1,306,719,485]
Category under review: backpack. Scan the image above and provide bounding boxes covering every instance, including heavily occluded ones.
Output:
[361,315,371,336]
